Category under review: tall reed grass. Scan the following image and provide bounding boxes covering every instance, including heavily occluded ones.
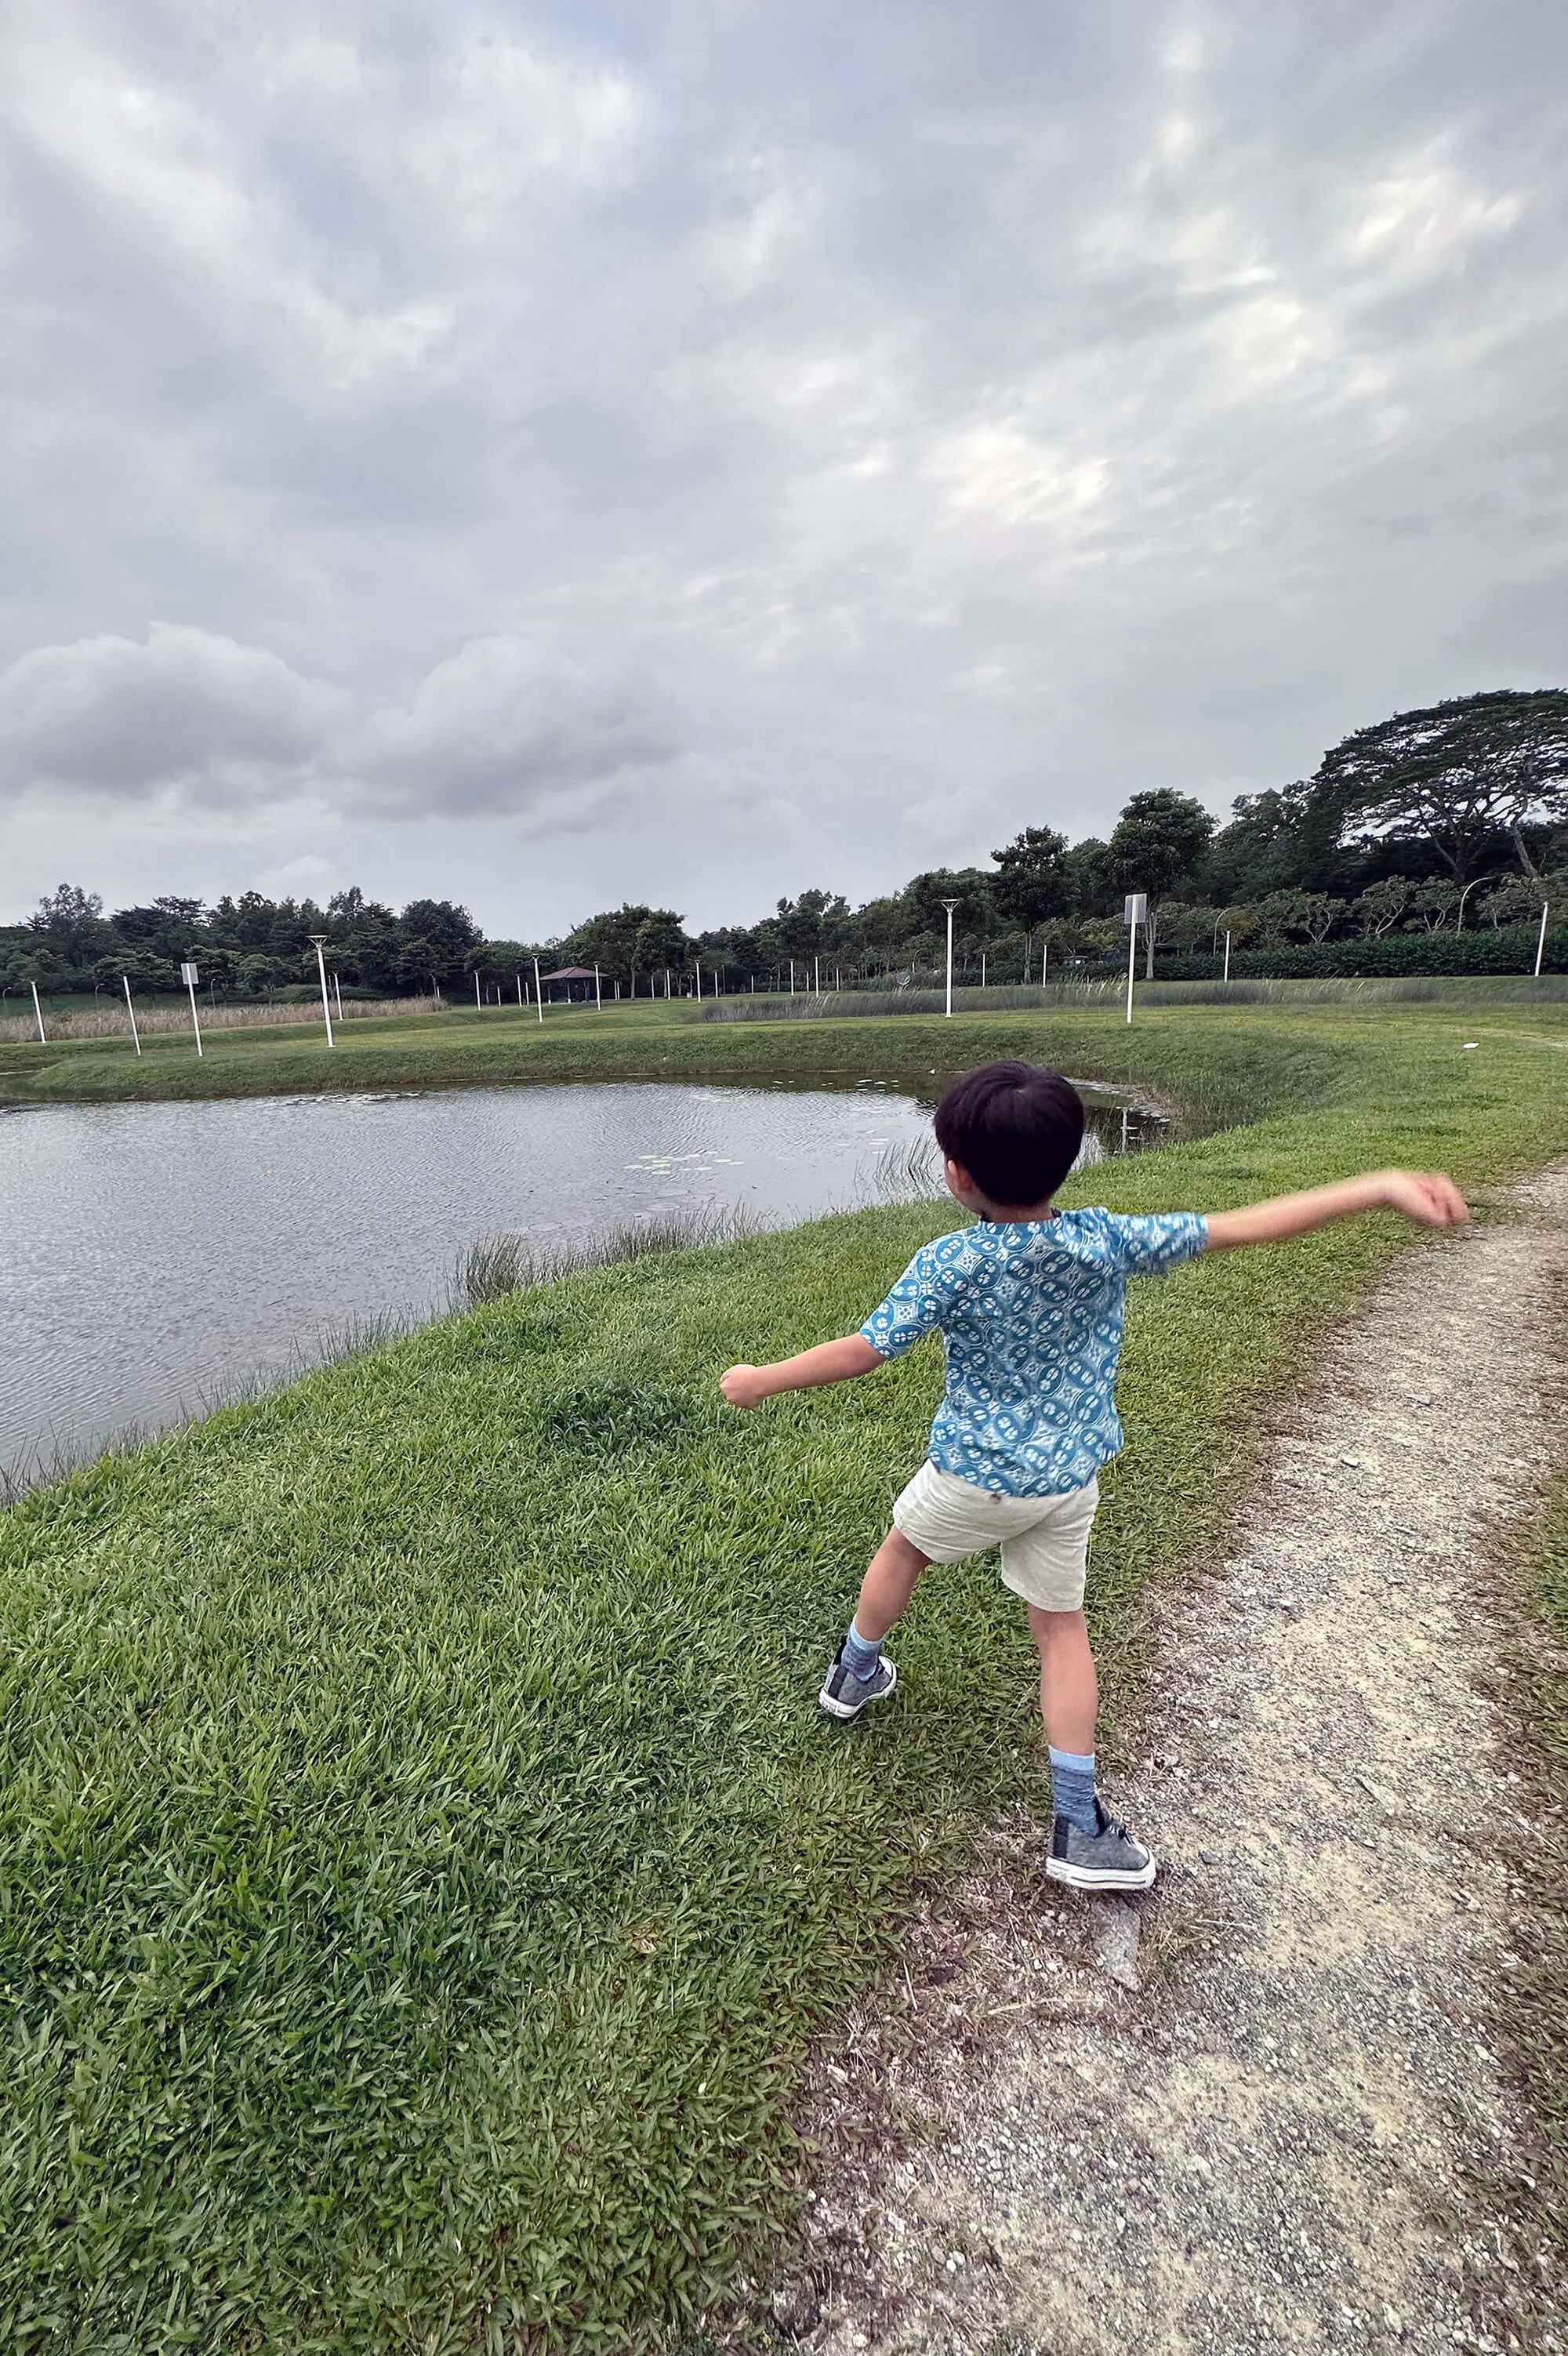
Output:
[702,973,1568,1020]
[457,1203,762,1308]
[0,993,441,1044]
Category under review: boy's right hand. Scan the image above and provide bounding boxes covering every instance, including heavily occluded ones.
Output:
[720,1364,768,1409]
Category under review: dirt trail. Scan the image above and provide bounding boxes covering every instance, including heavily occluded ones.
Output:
[772,1166,1568,2356]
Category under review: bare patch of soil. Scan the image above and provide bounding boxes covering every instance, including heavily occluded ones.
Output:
[731,1167,1568,2356]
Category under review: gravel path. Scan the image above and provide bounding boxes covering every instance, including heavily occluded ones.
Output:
[759,1166,1568,2356]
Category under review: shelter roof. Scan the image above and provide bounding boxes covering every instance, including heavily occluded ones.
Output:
[539,966,597,981]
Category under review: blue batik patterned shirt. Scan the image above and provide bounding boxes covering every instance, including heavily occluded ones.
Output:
[859,1209,1208,1497]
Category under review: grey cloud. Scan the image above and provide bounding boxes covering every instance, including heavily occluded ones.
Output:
[340,636,681,816]
[0,623,680,820]
[0,624,348,804]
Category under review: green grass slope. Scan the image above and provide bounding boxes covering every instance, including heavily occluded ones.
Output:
[2,1009,1566,2349]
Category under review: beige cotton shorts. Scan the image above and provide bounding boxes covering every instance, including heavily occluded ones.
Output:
[891,1461,1100,1612]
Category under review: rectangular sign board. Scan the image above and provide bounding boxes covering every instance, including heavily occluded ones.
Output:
[180,963,199,985]
[1123,894,1147,925]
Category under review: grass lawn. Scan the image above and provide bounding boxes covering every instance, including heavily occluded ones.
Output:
[2,1004,1566,2350]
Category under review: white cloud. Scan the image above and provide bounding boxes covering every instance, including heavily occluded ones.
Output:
[250,852,343,896]
[342,636,681,816]
[0,625,349,805]
[0,625,679,823]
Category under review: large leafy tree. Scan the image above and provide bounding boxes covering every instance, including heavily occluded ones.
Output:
[990,826,1070,928]
[1103,790,1215,973]
[398,898,480,982]
[1308,688,1568,888]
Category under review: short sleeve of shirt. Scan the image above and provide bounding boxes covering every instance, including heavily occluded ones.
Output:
[858,1241,960,1359]
[1100,1210,1208,1276]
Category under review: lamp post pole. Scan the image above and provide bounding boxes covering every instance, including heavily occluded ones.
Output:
[123,974,142,1055]
[941,902,958,1017]
[1223,929,1232,984]
[307,936,334,1047]
[180,959,205,1056]
[1455,872,1504,932]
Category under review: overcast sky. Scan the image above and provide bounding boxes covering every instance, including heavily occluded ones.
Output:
[2,0,1565,935]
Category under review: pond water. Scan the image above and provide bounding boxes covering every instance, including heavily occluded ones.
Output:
[0,1077,1167,1487]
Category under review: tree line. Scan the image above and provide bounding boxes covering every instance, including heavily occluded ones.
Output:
[5,688,1564,1004]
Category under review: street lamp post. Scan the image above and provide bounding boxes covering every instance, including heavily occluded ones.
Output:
[180,959,205,1057]
[1455,872,1504,931]
[307,935,334,1047]
[941,902,958,1017]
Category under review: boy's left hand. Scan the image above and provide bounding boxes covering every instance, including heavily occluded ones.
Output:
[1381,1168,1470,1228]
[720,1364,768,1409]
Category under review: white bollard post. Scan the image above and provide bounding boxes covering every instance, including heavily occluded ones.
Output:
[123,974,142,1054]
[30,979,46,1043]
[311,947,333,1040]
[1535,902,1550,978]
[1123,894,1145,1026]
[533,957,544,1023]
[307,938,333,1047]
[180,959,205,1056]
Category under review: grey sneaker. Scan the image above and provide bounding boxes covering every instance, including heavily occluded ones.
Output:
[1044,1798,1156,1892]
[818,1646,898,1720]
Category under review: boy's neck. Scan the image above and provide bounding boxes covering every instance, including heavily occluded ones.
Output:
[975,1197,1056,1225]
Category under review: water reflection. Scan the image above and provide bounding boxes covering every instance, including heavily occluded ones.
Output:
[0,1077,1167,1486]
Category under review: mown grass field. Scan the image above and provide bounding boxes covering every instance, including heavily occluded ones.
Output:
[2,1004,1566,2350]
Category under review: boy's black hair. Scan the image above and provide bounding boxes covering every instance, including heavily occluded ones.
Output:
[933,1061,1084,1208]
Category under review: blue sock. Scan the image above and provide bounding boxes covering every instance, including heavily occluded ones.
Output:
[841,1620,884,1682]
[1048,1746,1099,1834]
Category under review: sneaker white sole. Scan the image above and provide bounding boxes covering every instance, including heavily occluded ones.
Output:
[1044,1854,1157,1893]
[818,1658,898,1719]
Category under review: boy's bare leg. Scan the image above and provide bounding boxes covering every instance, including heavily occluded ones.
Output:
[1028,1603,1098,1754]
[852,1526,930,1641]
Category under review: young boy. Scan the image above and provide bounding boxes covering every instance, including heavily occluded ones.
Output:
[720,1058,1468,1891]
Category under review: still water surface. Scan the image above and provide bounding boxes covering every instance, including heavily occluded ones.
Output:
[1,1078,1163,1484]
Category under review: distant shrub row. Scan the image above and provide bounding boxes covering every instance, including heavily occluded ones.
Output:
[1140,922,1566,982]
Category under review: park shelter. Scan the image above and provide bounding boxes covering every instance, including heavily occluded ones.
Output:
[539,965,598,1003]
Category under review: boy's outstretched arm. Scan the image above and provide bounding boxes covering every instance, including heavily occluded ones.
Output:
[1203,1167,1468,1252]
[720,1334,884,1410]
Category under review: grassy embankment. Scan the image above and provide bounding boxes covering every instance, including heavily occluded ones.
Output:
[2,1004,1567,2351]
[2,976,1565,1111]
